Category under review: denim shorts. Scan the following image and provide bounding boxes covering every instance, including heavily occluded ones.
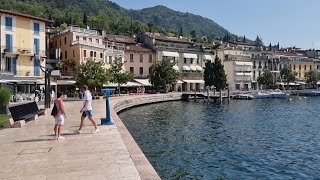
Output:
[82,110,93,118]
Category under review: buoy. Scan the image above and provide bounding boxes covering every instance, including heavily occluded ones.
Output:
[289,98,293,101]
[304,97,307,99]
[299,97,302,100]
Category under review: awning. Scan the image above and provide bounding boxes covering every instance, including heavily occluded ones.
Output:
[176,80,184,84]
[36,80,57,86]
[0,80,7,83]
[126,82,142,87]
[162,51,179,57]
[236,72,244,76]
[244,62,253,66]
[6,79,37,84]
[189,65,197,71]
[134,79,152,86]
[172,65,180,71]
[183,53,197,59]
[183,80,205,84]
[196,66,203,71]
[57,80,76,85]
[182,66,191,71]
[296,81,306,85]
[203,55,213,60]
[244,73,252,76]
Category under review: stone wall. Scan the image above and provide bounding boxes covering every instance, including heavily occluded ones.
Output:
[110,93,182,180]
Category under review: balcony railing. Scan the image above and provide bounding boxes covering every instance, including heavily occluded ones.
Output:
[235,67,252,71]
[60,70,74,76]
[235,77,252,81]
[15,70,44,77]
[181,72,203,80]
[72,40,106,49]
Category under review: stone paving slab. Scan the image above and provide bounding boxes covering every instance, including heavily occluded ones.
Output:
[0,100,141,180]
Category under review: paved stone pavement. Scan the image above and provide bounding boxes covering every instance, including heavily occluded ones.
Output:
[0,99,142,180]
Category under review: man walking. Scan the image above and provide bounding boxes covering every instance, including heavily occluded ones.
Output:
[76,85,100,134]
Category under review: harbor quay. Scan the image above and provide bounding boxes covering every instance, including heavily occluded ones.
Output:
[0,94,184,180]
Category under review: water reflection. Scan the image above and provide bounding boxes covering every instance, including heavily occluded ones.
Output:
[119,98,320,179]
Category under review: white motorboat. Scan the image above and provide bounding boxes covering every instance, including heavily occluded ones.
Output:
[233,94,254,100]
[268,91,289,99]
[249,92,271,99]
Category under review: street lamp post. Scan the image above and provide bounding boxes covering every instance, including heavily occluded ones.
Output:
[35,58,53,109]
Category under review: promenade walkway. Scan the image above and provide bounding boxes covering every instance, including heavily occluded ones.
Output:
[0,99,144,180]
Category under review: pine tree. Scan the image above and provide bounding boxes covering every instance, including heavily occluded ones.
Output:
[83,12,88,26]
[269,43,272,51]
[255,36,263,47]
[179,26,183,37]
[204,61,214,87]
[213,55,227,91]
[243,35,246,43]
[277,42,280,50]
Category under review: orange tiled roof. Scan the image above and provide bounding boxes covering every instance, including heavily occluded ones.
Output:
[0,9,53,23]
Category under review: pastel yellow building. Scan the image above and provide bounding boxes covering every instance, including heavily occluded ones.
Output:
[289,59,314,81]
[0,9,52,93]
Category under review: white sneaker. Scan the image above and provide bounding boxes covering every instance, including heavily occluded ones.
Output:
[75,130,82,134]
[91,129,100,134]
[57,136,65,140]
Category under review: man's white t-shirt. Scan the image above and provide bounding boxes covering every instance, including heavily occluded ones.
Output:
[83,90,92,111]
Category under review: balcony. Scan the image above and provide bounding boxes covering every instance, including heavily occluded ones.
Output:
[60,70,74,77]
[71,40,106,49]
[235,77,252,81]
[181,72,203,80]
[16,70,44,77]
[234,67,252,72]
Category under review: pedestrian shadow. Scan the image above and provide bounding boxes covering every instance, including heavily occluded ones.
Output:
[15,138,54,143]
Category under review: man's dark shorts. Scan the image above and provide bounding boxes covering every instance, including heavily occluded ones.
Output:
[82,110,93,118]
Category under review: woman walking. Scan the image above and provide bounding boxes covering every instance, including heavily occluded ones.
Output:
[53,92,66,140]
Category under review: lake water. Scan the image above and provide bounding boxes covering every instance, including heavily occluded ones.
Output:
[119,97,320,179]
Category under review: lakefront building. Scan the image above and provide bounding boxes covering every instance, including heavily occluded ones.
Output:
[0,9,52,93]
[141,32,216,91]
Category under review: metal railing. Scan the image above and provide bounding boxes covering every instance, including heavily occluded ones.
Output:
[71,40,106,49]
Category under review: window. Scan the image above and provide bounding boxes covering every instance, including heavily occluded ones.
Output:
[5,17,12,30]
[109,56,112,64]
[305,65,307,71]
[76,36,79,40]
[96,39,99,44]
[100,53,103,59]
[65,51,67,59]
[139,67,143,75]
[294,65,296,70]
[5,57,11,72]
[33,23,40,35]
[83,37,87,41]
[94,51,96,57]
[191,59,193,64]
[64,37,67,45]
[5,34,13,52]
[130,54,134,62]
[149,67,152,75]
[140,54,143,62]
[130,67,134,74]
[258,61,261,68]
[184,58,187,64]
[299,73,301,79]
[149,54,153,63]
[89,38,92,42]
[90,51,93,57]
[253,71,256,79]
[310,65,312,70]
[34,38,40,55]
[83,50,87,57]
[264,62,267,67]
[259,71,261,77]
[299,65,301,70]
[197,58,199,64]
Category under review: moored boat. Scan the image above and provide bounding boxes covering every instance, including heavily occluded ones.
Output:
[233,94,254,100]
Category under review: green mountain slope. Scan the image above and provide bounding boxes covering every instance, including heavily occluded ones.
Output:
[0,0,237,40]
[127,5,231,38]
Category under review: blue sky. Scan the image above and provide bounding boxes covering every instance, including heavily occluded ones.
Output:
[112,0,319,49]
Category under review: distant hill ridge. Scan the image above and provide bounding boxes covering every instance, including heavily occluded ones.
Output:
[0,0,239,40]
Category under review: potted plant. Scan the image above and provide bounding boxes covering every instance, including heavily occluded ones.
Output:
[0,87,12,114]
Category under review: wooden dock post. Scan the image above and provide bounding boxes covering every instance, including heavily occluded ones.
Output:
[220,90,222,103]
[194,91,197,102]
[228,89,230,101]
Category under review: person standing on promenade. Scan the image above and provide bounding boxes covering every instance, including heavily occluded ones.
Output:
[53,92,66,140]
[76,85,100,134]
[51,89,55,104]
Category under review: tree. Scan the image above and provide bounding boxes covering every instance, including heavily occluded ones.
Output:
[110,58,134,95]
[147,22,153,32]
[203,61,214,87]
[257,70,273,89]
[280,66,297,89]
[213,55,227,91]
[269,43,272,51]
[190,30,197,39]
[277,42,280,50]
[83,12,88,26]
[255,35,263,47]
[74,60,111,95]
[150,58,180,92]
[305,70,320,88]
[179,26,183,37]
[243,35,246,43]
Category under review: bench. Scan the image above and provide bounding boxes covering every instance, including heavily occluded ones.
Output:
[9,102,46,122]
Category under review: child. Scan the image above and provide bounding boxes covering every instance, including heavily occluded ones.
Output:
[53,92,66,140]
